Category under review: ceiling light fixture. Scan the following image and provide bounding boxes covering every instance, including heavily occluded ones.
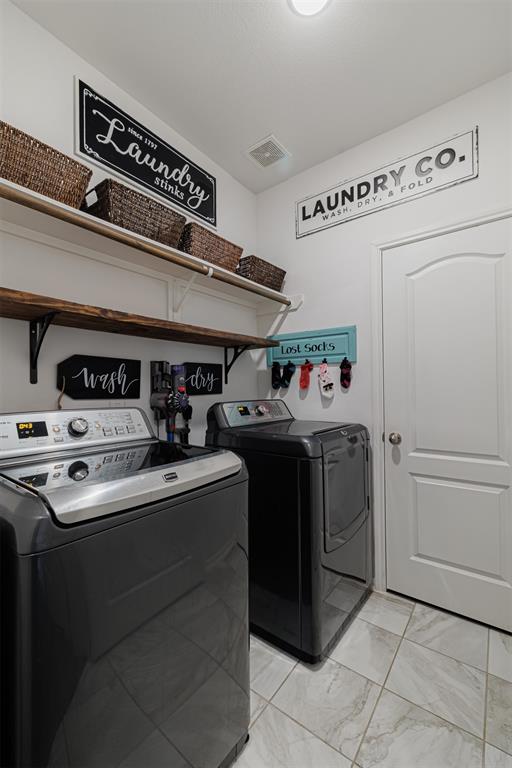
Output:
[288,0,332,16]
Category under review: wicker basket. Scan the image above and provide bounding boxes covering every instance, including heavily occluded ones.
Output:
[179,222,242,273]
[81,178,187,248]
[237,255,286,292]
[0,121,92,208]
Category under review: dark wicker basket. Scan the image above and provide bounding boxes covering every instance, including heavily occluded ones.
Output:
[0,121,92,208]
[179,222,242,273]
[237,255,286,292]
[81,178,187,248]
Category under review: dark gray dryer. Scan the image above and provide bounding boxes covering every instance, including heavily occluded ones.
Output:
[206,399,373,663]
[0,407,249,768]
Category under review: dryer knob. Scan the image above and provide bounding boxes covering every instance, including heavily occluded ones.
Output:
[255,405,269,415]
[68,461,89,482]
[68,418,89,437]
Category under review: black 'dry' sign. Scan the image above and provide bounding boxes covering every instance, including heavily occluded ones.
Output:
[57,355,141,400]
[77,80,217,226]
[184,362,223,396]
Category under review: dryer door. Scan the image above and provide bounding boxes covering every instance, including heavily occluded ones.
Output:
[323,432,368,553]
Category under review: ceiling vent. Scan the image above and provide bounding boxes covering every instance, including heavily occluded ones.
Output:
[247,135,290,168]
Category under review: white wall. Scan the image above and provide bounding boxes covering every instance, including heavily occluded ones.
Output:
[0,1,257,251]
[256,72,512,435]
[1,1,511,447]
[0,1,262,444]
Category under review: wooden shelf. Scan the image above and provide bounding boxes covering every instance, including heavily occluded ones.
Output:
[0,287,278,348]
[0,179,291,308]
[0,287,277,383]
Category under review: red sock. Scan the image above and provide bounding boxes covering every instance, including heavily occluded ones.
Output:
[300,362,314,390]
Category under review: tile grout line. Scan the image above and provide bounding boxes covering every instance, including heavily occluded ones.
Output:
[401,633,489,674]
[354,613,410,638]
[482,628,490,768]
[381,607,487,744]
[351,603,492,754]
[260,652,359,763]
[376,605,488,745]
[250,635,298,702]
[246,637,298,745]
[249,603,496,764]
[267,698,358,763]
[351,600,417,767]
[251,618,488,765]
[353,596,490,674]
[325,653,395,688]
[265,659,298,703]
[338,592,503,675]
[267,602,418,764]
[376,687,486,744]
[249,688,270,730]
[261,630,395,764]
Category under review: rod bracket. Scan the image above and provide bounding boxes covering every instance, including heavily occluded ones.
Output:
[224,345,250,384]
[30,312,58,384]
[173,273,199,314]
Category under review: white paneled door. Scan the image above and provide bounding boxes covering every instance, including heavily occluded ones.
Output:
[383,216,512,632]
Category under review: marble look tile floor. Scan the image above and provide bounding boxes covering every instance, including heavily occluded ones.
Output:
[234,591,512,768]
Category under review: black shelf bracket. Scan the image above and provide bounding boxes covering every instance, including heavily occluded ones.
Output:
[29,312,58,384]
[224,345,250,385]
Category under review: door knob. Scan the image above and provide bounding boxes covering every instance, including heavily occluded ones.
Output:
[388,432,402,445]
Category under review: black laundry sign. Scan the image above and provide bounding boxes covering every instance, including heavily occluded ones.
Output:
[57,355,141,399]
[76,79,217,226]
[184,362,223,395]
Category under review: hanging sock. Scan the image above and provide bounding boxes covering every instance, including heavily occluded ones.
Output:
[318,362,334,398]
[299,360,314,390]
[281,361,296,388]
[339,357,352,389]
[271,361,283,389]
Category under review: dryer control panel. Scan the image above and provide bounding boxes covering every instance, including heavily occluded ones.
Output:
[220,400,292,428]
[0,408,153,460]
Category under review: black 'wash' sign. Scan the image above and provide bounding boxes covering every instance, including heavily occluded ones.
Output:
[76,80,217,226]
[57,355,141,400]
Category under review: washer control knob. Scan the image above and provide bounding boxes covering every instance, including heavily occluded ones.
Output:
[68,461,89,482]
[68,418,89,437]
[255,404,269,416]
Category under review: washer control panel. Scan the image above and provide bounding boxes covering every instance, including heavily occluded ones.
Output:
[2,444,150,490]
[0,408,152,459]
[221,400,292,427]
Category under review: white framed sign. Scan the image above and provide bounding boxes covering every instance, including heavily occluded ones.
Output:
[295,128,479,238]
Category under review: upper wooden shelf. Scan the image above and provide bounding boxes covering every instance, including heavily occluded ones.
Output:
[0,179,291,308]
[0,287,278,349]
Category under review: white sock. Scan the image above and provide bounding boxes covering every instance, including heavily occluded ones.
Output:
[318,362,334,398]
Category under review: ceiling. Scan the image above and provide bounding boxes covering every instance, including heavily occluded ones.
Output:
[11,0,512,193]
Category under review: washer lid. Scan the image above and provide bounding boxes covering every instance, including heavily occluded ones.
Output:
[0,441,242,525]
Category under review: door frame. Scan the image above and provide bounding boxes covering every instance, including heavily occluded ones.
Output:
[370,207,512,592]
